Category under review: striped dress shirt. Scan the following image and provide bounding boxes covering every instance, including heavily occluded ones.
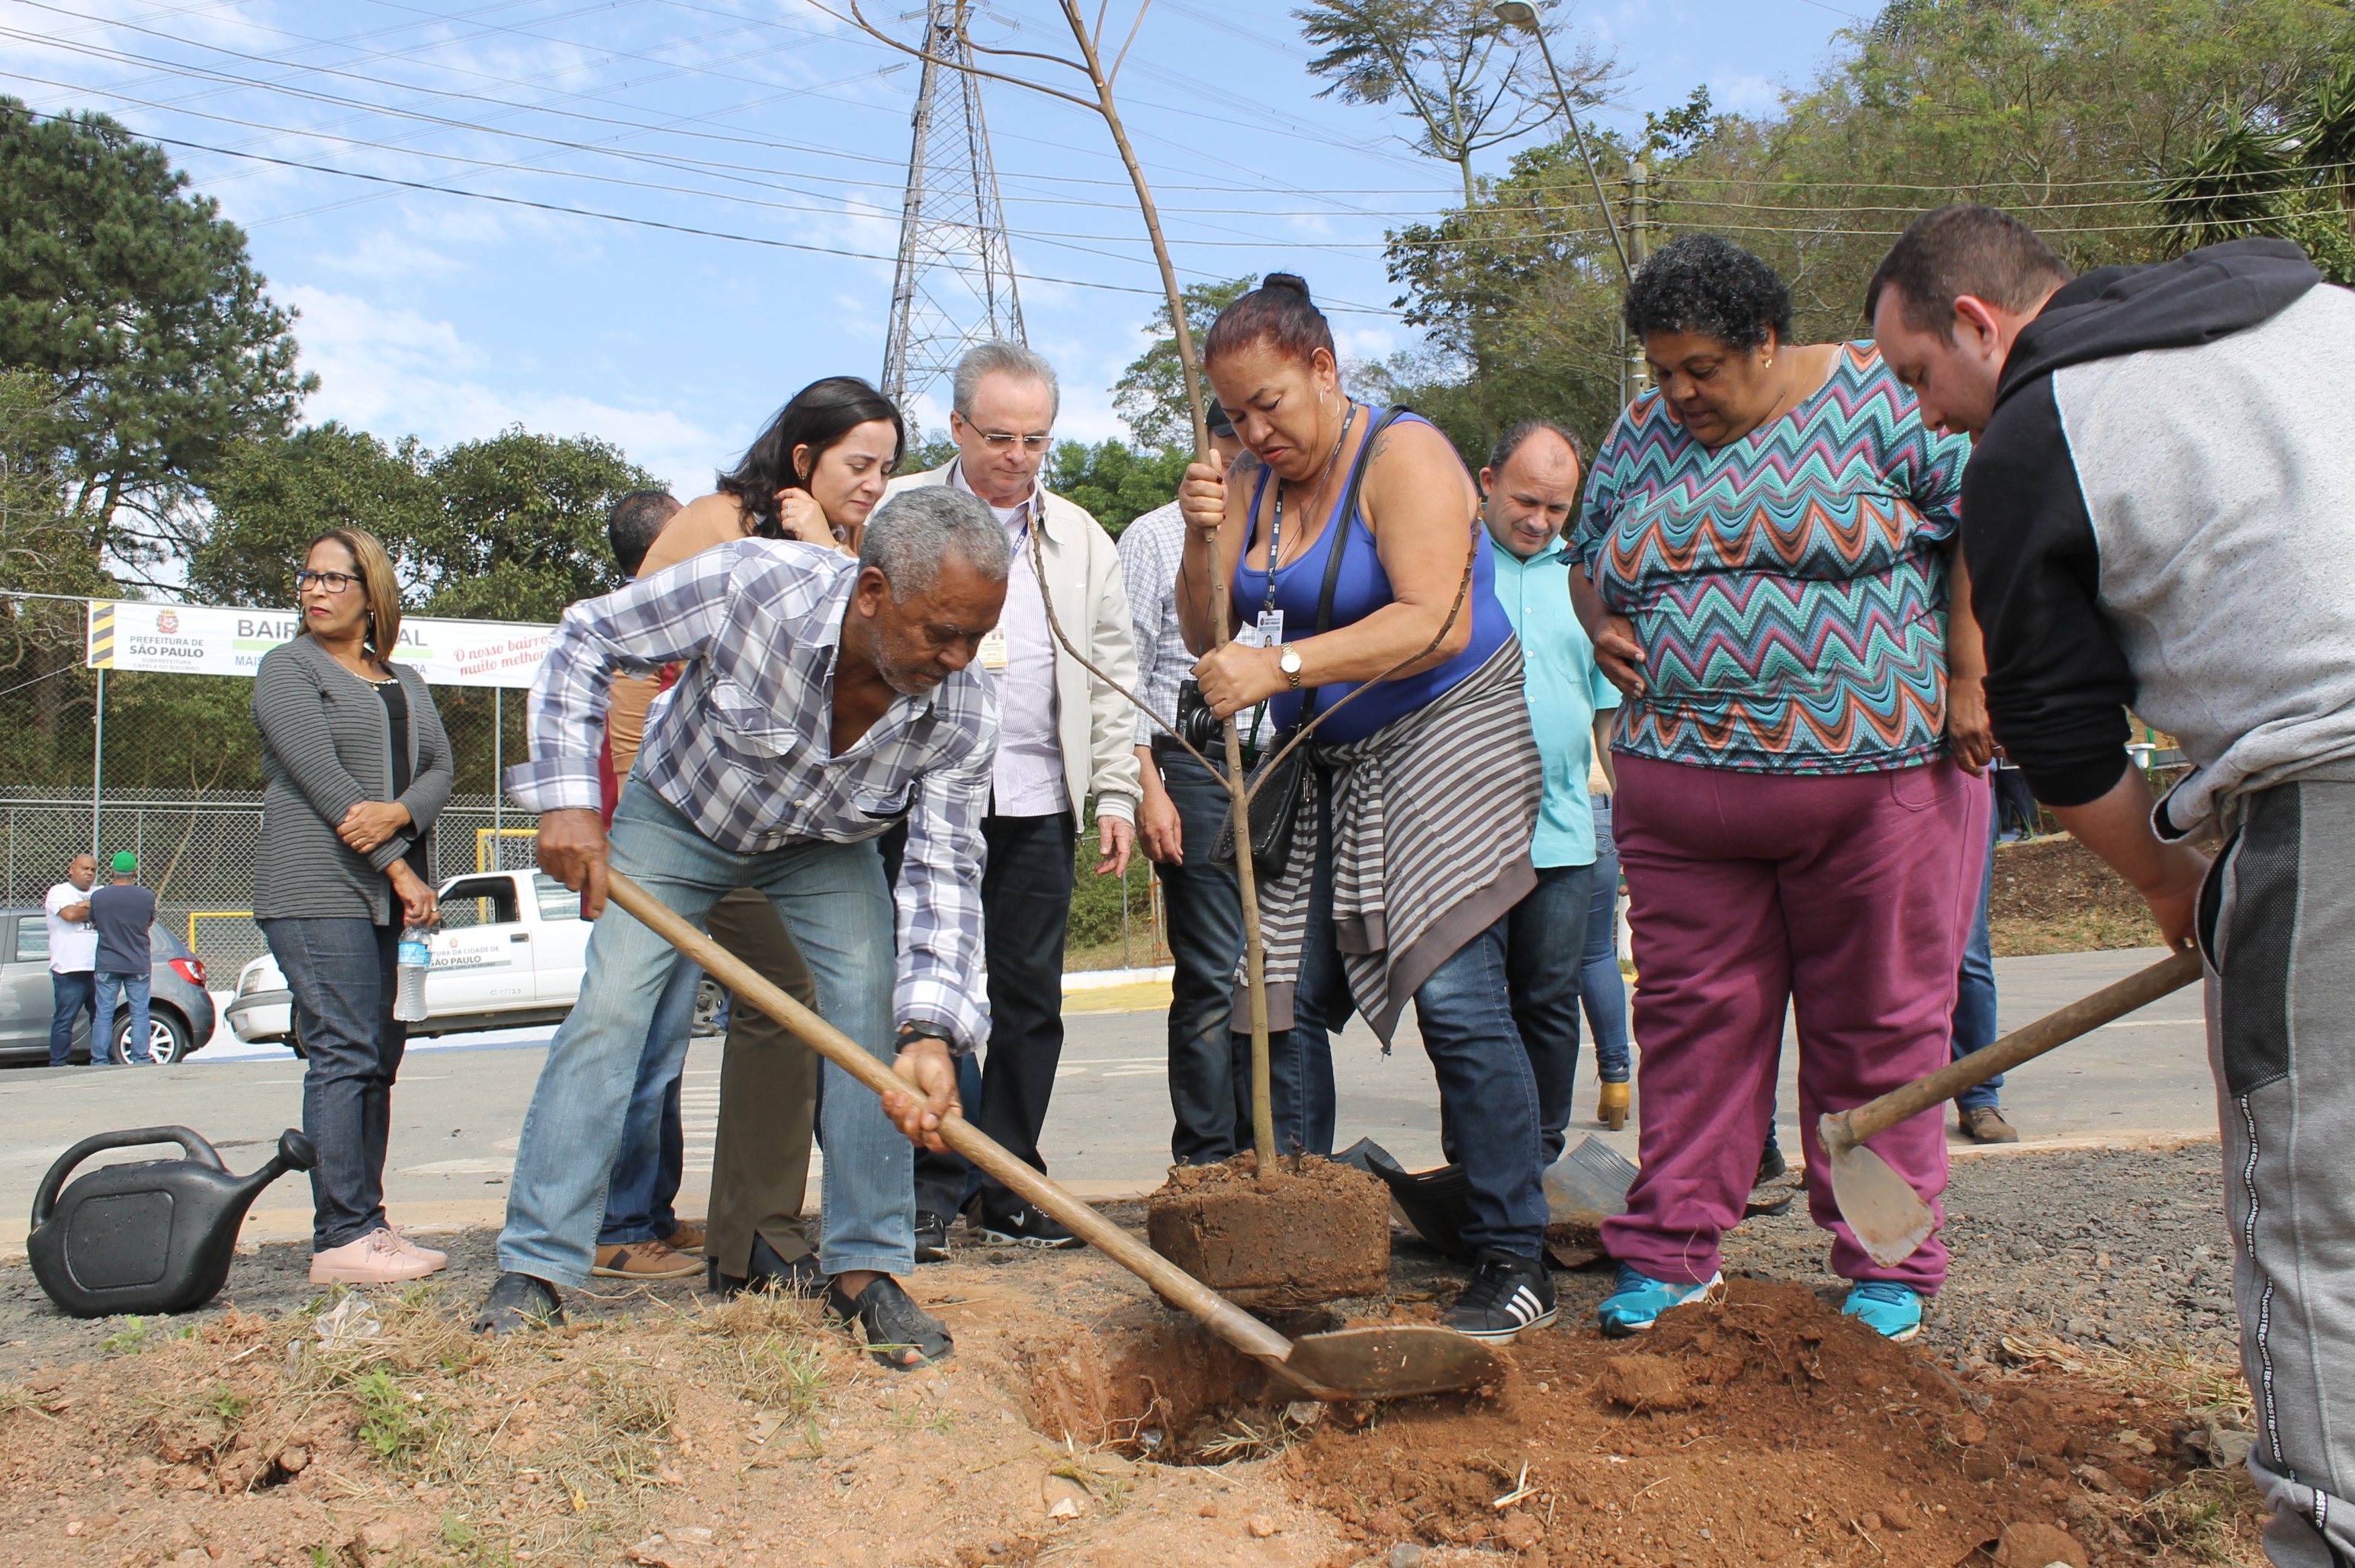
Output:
[505,539,1001,1051]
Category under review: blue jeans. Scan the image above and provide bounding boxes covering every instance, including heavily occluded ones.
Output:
[597,956,703,1245]
[1583,793,1632,1083]
[1265,773,1547,1256]
[1952,789,2003,1112]
[1503,861,1600,1168]
[92,970,152,1065]
[500,786,907,1288]
[49,969,96,1066]
[1155,748,1248,1165]
[260,918,403,1251]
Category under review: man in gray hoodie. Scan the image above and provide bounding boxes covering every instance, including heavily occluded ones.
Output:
[1868,204,2354,1568]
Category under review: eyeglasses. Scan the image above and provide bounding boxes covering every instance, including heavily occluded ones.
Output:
[295,570,365,594]
[975,430,1052,453]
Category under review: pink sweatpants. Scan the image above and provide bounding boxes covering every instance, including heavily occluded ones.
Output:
[1600,753,1988,1293]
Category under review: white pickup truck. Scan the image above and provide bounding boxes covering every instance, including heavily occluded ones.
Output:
[226,869,596,1052]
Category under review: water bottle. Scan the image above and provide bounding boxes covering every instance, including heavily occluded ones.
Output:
[394,925,432,1022]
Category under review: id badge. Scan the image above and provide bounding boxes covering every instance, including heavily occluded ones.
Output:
[978,628,1010,672]
[1255,609,1284,651]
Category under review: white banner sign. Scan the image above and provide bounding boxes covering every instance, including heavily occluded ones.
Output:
[85,600,554,689]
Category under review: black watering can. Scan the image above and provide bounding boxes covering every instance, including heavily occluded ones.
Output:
[27,1126,317,1318]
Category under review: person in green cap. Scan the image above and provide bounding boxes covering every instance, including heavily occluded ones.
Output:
[88,850,156,1065]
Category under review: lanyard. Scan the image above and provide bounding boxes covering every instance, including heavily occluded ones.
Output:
[1262,399,1357,619]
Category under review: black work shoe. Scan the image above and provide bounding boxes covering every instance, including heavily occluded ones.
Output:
[474,1271,564,1336]
[914,1209,951,1264]
[708,1234,831,1300]
[969,1203,1083,1249]
[1756,1139,1789,1186]
[824,1274,953,1370]
[1440,1249,1558,1345]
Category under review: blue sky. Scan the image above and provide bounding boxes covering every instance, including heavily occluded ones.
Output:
[4,0,1869,497]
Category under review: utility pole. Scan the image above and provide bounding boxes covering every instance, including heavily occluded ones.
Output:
[1627,160,1652,395]
[881,0,1026,416]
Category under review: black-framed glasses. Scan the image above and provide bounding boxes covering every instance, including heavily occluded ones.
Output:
[976,430,1052,452]
[295,569,365,594]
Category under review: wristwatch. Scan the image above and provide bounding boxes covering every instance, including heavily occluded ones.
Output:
[895,1020,955,1050]
[1277,644,1304,690]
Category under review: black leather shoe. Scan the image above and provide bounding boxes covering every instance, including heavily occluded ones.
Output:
[824,1274,953,1370]
[707,1234,831,1300]
[969,1203,1083,1249]
[474,1271,564,1336]
[914,1209,950,1263]
[1756,1140,1789,1186]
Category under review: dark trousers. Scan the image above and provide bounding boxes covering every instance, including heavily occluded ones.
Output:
[1502,861,1601,1168]
[48,969,95,1067]
[261,917,404,1252]
[1155,748,1248,1165]
[914,811,1077,1221]
[1235,778,1340,1158]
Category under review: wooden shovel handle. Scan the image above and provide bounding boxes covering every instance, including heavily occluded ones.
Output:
[1839,948,2202,1145]
[600,870,1297,1364]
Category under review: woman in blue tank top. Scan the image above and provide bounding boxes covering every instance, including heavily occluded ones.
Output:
[1174,274,1553,1346]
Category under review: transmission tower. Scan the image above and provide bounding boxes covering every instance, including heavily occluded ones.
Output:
[881,1,1026,414]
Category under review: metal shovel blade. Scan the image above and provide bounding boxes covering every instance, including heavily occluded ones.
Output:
[1825,1129,1935,1268]
[1284,1324,1506,1399]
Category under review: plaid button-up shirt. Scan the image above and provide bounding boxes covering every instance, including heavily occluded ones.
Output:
[505,539,1000,1052]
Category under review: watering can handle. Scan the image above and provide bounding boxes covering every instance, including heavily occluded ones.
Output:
[29,1125,224,1232]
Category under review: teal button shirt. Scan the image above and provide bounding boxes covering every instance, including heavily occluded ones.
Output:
[1488,532,1621,869]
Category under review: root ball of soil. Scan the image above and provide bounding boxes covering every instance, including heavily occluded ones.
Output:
[1146,1152,1390,1308]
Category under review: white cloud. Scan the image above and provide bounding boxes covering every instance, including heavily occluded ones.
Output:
[1708,69,1783,115]
[284,287,739,495]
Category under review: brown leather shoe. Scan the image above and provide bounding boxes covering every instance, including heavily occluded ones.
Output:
[1959,1105,2019,1144]
[1597,1081,1631,1131]
[660,1219,707,1256]
[592,1240,702,1280]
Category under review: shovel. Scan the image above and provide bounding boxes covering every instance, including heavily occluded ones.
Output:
[1821,948,2202,1266]
[602,869,1503,1403]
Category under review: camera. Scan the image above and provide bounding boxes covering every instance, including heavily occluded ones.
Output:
[1171,680,1264,772]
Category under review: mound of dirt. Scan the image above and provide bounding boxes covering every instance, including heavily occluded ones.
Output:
[1287,1280,2127,1567]
[1989,836,2160,956]
[1147,1152,1390,1308]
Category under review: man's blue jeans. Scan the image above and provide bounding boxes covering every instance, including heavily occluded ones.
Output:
[1583,793,1632,1084]
[49,969,95,1066]
[1952,787,2003,1112]
[92,970,151,1064]
[1154,747,1247,1165]
[597,956,703,1246]
[1504,860,1600,1168]
[500,786,908,1288]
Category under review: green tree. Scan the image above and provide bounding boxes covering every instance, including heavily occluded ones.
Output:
[191,424,435,608]
[0,369,101,782]
[1113,275,1253,451]
[2150,108,2298,254]
[413,428,658,622]
[0,99,313,584]
[1296,0,1605,207]
[2297,53,2355,246]
[1049,441,1189,537]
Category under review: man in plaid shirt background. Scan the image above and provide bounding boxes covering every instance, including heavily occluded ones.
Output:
[476,487,1010,1367]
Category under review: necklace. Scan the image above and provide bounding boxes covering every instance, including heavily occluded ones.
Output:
[1266,399,1357,586]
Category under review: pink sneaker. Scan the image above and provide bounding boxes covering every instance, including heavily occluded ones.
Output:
[310,1229,435,1284]
[389,1228,448,1271]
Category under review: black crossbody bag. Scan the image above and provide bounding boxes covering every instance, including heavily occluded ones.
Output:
[1213,405,1410,879]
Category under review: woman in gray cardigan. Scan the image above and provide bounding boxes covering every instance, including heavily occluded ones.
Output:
[253,529,453,1286]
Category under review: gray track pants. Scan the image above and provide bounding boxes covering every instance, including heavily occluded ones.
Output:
[2202,779,2355,1568]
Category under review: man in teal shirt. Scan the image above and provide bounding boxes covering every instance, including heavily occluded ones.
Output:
[1482,421,1626,1162]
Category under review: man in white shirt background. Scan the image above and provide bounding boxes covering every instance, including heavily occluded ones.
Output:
[45,852,98,1068]
[888,340,1142,1252]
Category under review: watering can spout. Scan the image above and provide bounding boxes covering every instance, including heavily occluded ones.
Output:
[243,1129,321,1198]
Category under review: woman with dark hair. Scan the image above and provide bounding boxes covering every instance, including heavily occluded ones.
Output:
[252,527,453,1284]
[1177,273,1553,1345]
[1571,233,1989,1342]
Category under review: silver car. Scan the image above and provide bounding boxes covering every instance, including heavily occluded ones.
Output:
[0,909,219,1066]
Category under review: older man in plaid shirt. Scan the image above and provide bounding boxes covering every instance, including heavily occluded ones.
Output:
[477,488,1010,1367]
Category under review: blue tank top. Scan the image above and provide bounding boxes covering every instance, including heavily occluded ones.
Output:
[1231,407,1511,744]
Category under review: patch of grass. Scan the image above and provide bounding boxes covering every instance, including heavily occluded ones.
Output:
[2000,1327,2251,1425]
[101,1316,196,1356]
[891,1405,957,1435]
[352,1367,442,1465]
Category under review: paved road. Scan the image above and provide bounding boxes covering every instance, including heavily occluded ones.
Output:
[1,947,2210,1255]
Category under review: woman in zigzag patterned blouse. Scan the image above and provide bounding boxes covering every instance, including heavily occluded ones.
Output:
[1569,234,1990,1346]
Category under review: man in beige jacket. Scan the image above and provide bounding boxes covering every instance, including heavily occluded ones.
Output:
[888,341,1142,1252]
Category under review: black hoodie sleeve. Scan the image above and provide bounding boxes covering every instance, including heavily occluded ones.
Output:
[1961,375,2135,807]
